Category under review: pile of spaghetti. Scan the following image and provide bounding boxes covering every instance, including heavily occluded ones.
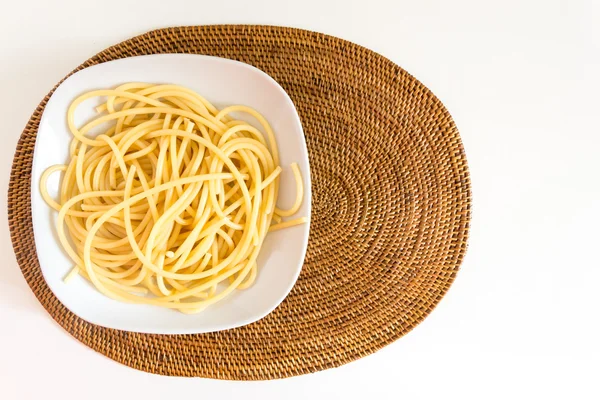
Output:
[40,83,305,313]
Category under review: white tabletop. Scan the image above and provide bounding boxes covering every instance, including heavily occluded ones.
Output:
[1,1,598,398]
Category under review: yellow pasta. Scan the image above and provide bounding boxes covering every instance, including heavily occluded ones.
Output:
[40,83,306,313]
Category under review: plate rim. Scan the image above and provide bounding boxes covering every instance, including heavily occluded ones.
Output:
[30,53,312,334]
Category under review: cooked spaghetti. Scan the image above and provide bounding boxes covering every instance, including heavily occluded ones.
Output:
[40,83,306,313]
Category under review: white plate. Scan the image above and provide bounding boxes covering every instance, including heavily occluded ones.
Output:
[31,54,311,334]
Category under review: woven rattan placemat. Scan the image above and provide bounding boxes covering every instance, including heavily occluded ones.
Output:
[8,25,471,379]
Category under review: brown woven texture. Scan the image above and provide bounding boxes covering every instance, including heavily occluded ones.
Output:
[8,25,470,379]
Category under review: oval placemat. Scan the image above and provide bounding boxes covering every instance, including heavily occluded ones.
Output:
[8,25,471,379]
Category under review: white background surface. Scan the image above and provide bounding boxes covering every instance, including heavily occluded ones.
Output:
[1,1,598,398]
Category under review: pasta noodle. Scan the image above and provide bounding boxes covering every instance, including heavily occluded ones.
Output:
[40,83,306,313]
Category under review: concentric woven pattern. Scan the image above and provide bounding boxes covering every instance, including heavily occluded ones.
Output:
[8,25,471,379]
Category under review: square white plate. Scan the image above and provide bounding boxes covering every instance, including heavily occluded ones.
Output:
[31,54,311,334]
